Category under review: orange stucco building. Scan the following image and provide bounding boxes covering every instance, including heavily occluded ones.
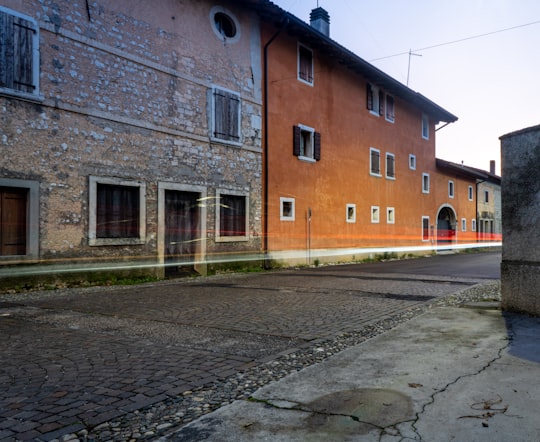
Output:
[259,4,481,264]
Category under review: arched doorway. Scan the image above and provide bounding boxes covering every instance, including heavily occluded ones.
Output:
[437,205,457,246]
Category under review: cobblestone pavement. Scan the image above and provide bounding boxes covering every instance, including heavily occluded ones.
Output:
[0,256,501,441]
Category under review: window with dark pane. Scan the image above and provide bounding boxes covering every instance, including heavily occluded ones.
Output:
[96,184,140,238]
[220,194,246,236]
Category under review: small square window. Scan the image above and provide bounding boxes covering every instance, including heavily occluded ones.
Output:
[298,44,313,85]
[371,206,380,223]
[346,204,356,223]
[448,181,454,198]
[422,173,430,194]
[468,185,473,201]
[280,197,295,221]
[461,218,467,232]
[422,114,429,140]
[409,154,416,170]
[422,216,430,241]
[370,148,381,176]
[386,153,395,179]
[387,207,395,224]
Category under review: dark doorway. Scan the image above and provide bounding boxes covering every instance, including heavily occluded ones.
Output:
[437,206,456,246]
[164,190,200,277]
[0,187,27,256]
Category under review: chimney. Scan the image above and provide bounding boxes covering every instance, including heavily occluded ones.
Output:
[310,7,330,37]
[490,160,496,175]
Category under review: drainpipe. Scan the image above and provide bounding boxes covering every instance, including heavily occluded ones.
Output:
[263,17,288,269]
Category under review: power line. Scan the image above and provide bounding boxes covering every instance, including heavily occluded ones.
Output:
[370,19,540,62]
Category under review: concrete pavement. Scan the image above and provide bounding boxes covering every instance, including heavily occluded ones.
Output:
[166,304,540,441]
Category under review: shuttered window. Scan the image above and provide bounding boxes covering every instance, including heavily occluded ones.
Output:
[212,87,241,143]
[298,45,313,84]
[370,148,381,176]
[0,7,38,95]
[386,153,395,179]
[293,125,321,161]
[96,184,140,238]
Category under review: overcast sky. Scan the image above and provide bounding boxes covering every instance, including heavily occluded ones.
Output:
[271,0,540,175]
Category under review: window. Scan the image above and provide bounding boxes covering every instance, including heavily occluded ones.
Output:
[385,95,395,122]
[211,86,241,144]
[468,185,473,201]
[461,218,467,232]
[89,176,146,246]
[298,44,313,85]
[422,216,430,241]
[280,197,295,221]
[386,153,395,179]
[0,7,40,98]
[293,124,321,161]
[422,113,429,140]
[370,148,381,176]
[484,190,489,203]
[210,6,240,43]
[409,154,416,170]
[346,204,356,223]
[371,206,380,223]
[422,173,430,193]
[387,207,395,224]
[472,219,477,232]
[366,83,384,116]
[448,181,454,198]
[217,192,248,240]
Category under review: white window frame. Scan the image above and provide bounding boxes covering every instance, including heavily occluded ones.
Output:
[0,6,41,101]
[371,206,380,224]
[472,219,477,232]
[385,152,396,180]
[448,180,455,198]
[297,123,316,162]
[346,204,356,223]
[216,190,249,242]
[422,173,430,194]
[409,154,416,170]
[387,207,395,224]
[209,6,241,44]
[370,147,382,177]
[385,94,395,122]
[298,43,314,86]
[89,176,146,246]
[210,85,242,146]
[468,185,474,201]
[422,113,429,140]
[422,216,430,242]
[461,218,467,232]
[280,197,295,221]
[367,83,382,116]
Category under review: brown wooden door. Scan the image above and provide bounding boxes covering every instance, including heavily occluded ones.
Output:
[0,187,27,256]
[164,190,199,276]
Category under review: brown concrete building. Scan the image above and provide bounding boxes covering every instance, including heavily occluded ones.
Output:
[0,0,263,278]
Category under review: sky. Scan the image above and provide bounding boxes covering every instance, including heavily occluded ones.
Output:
[271,0,540,175]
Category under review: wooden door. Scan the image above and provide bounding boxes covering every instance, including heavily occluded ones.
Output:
[0,187,27,256]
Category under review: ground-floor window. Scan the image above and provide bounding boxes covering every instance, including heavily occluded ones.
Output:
[422,216,430,241]
[216,190,249,241]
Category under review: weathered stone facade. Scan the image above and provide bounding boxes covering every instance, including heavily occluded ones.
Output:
[0,0,263,278]
[500,124,540,315]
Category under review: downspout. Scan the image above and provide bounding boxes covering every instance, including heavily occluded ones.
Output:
[263,17,289,269]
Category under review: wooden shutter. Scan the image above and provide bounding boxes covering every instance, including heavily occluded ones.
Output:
[214,89,240,141]
[371,150,380,174]
[0,11,36,93]
[293,125,301,156]
[0,188,27,256]
[378,90,384,115]
[366,84,373,110]
[314,131,321,161]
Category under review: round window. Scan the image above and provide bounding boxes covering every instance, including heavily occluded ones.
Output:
[214,12,236,39]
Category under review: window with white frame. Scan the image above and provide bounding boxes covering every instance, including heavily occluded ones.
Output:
[89,176,146,246]
[385,94,395,122]
[280,197,295,221]
[422,173,430,193]
[366,83,383,116]
[298,44,313,85]
[422,113,429,140]
[387,207,395,224]
[0,7,40,98]
[461,218,467,232]
[346,204,356,223]
[293,124,320,161]
[371,206,380,223]
[386,153,395,179]
[468,185,473,201]
[211,86,241,143]
[210,6,241,43]
[448,180,454,198]
[217,191,248,241]
[472,219,477,232]
[370,148,381,176]
[409,154,416,170]
[422,216,430,241]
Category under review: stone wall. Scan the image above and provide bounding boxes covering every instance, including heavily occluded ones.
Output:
[500,124,540,315]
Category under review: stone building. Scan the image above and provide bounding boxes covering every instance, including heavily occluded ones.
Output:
[0,0,264,280]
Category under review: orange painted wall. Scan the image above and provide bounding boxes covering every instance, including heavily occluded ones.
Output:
[264,26,475,253]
